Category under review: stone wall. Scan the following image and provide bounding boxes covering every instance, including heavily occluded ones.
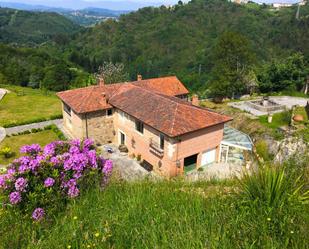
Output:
[62,103,85,139]
[86,110,115,145]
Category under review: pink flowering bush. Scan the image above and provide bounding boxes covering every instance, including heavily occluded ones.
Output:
[0,139,113,221]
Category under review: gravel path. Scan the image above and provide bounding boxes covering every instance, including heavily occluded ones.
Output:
[5,119,63,136]
[0,88,9,101]
[0,127,6,144]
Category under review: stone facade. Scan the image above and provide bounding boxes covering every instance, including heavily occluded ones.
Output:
[86,110,115,145]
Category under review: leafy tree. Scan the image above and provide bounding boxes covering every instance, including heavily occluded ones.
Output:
[42,64,71,91]
[209,32,256,100]
[258,53,308,93]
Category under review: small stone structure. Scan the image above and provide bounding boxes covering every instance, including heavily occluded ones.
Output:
[246,97,285,113]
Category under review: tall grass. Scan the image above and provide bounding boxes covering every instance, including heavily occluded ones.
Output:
[1,173,308,249]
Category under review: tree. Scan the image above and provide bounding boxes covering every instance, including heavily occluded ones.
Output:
[42,63,71,91]
[258,53,308,93]
[95,62,129,84]
[208,32,256,100]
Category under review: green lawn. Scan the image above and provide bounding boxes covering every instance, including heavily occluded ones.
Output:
[0,85,62,127]
[259,110,292,129]
[1,176,308,249]
[0,130,59,165]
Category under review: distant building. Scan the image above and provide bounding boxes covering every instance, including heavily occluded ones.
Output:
[231,0,249,4]
[272,2,293,8]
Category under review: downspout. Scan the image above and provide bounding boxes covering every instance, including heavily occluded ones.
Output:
[85,113,89,139]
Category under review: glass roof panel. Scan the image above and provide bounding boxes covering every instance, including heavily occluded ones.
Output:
[222,126,253,151]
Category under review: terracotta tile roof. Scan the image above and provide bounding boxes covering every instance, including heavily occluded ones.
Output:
[57,76,189,114]
[131,76,189,96]
[109,84,232,137]
[57,85,113,114]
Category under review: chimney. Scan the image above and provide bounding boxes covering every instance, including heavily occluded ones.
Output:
[137,74,142,81]
[101,92,107,106]
[99,77,105,86]
[191,94,199,106]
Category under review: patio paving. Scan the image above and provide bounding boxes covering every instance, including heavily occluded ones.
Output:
[100,144,161,182]
[228,96,309,116]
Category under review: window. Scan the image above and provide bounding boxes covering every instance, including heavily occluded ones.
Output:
[107,109,113,116]
[159,134,165,150]
[64,103,71,116]
[135,120,144,134]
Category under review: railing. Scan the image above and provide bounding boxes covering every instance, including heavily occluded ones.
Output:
[149,138,164,158]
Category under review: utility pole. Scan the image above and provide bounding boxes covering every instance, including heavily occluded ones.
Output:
[296,3,301,20]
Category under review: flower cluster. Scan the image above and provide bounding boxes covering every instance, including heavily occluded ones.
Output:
[0,139,113,221]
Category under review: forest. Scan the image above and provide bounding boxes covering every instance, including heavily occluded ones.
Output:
[0,0,309,97]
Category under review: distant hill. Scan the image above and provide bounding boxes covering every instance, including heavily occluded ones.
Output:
[68,0,309,90]
[0,8,81,45]
[0,0,164,11]
[0,2,130,26]
[62,8,130,26]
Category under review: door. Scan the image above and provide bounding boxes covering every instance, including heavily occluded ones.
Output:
[201,149,216,166]
[120,132,126,145]
[184,154,198,173]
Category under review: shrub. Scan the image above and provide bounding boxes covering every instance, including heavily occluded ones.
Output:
[0,146,14,158]
[255,140,273,161]
[136,154,142,161]
[239,166,309,209]
[0,139,113,221]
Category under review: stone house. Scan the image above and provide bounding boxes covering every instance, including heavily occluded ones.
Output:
[57,76,232,177]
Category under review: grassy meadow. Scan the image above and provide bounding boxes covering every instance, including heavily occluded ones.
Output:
[0,85,62,127]
[1,163,309,249]
[0,130,60,165]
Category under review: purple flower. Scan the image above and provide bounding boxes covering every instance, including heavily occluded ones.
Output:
[103,160,113,176]
[44,177,55,188]
[20,144,41,155]
[9,192,21,205]
[73,172,82,179]
[0,175,7,189]
[87,150,98,168]
[83,139,94,150]
[43,143,56,156]
[15,177,28,192]
[32,208,45,221]
[68,186,79,198]
[7,168,16,176]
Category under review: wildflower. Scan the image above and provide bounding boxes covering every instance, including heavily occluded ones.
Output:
[267,217,271,221]
[87,245,91,248]
[9,191,22,205]
[290,230,294,234]
[15,177,28,192]
[44,177,55,188]
[32,208,45,221]
[67,246,71,249]
[73,216,78,220]
[94,232,100,237]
